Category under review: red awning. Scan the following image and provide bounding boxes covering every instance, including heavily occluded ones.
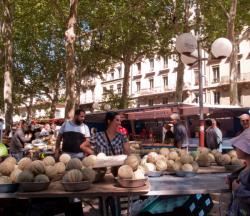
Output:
[127,108,172,120]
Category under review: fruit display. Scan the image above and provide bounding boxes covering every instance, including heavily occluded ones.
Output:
[82,155,97,168]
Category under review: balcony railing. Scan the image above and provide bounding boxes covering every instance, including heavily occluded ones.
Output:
[132,86,175,97]
[220,76,230,84]
[238,73,250,82]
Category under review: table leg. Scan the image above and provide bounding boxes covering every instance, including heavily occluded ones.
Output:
[99,196,108,216]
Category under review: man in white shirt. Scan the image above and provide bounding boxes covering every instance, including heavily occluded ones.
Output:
[55,109,93,159]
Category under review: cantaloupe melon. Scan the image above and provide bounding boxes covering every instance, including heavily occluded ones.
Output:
[17,170,34,182]
[159,148,170,157]
[66,158,82,170]
[191,161,199,172]
[180,155,193,164]
[216,154,231,166]
[231,158,243,166]
[81,168,96,182]
[4,157,17,165]
[125,155,140,171]
[0,161,15,176]
[133,169,145,180]
[62,169,83,182]
[0,176,12,184]
[82,155,97,168]
[59,153,71,165]
[29,160,45,175]
[197,153,211,167]
[43,156,56,166]
[54,162,66,174]
[10,168,22,183]
[34,174,50,183]
[181,164,193,172]
[18,157,32,170]
[142,163,156,173]
[169,151,179,161]
[118,165,134,179]
[155,160,167,171]
[45,166,58,179]
[147,152,159,164]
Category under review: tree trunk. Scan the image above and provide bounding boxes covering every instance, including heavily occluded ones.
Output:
[64,0,78,119]
[228,0,239,105]
[175,56,185,102]
[2,0,13,132]
[120,60,131,109]
[26,96,33,123]
[49,94,58,119]
[174,0,190,102]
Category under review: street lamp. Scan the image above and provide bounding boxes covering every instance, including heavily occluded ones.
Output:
[176,33,232,147]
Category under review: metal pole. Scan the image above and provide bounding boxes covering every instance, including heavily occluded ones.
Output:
[197,40,205,147]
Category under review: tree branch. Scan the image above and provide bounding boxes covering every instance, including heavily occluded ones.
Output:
[238,27,250,43]
[216,1,230,19]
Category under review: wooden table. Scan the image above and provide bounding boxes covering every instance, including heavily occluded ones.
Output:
[0,175,149,216]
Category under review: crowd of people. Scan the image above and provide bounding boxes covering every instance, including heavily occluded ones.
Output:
[1,109,250,215]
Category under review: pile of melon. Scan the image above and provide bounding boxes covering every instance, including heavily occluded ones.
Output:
[139,148,199,174]
[118,155,145,180]
[193,147,244,167]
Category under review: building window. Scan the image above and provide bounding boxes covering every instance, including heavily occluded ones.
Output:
[149,79,154,89]
[136,62,141,74]
[110,71,114,80]
[117,84,122,94]
[163,56,168,68]
[238,61,241,73]
[212,66,220,83]
[103,87,107,92]
[148,99,154,106]
[149,58,154,71]
[136,82,141,92]
[194,70,199,86]
[162,98,168,104]
[117,66,122,78]
[214,91,220,104]
[238,89,241,104]
[110,85,113,91]
[163,76,168,87]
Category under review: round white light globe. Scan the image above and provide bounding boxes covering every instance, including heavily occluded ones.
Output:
[211,38,232,58]
[104,104,111,111]
[92,102,99,110]
[181,50,198,65]
[176,33,197,54]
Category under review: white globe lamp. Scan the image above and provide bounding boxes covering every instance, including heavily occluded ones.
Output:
[176,33,197,54]
[92,102,99,110]
[180,50,198,65]
[211,38,232,58]
[104,104,111,111]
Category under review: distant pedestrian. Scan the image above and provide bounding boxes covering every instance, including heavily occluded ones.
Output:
[236,114,250,136]
[170,113,189,148]
[205,119,222,151]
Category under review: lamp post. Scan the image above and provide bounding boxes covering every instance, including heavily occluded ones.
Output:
[176,33,232,147]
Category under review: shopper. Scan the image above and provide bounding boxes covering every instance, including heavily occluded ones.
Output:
[170,113,189,148]
[227,128,250,215]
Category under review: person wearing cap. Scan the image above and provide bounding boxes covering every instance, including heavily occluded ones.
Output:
[170,113,189,148]
[227,128,250,215]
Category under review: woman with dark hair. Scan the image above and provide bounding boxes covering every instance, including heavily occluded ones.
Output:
[90,111,130,155]
[90,112,130,216]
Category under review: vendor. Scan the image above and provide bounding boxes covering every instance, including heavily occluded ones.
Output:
[55,109,93,160]
[10,120,32,161]
[90,111,130,155]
